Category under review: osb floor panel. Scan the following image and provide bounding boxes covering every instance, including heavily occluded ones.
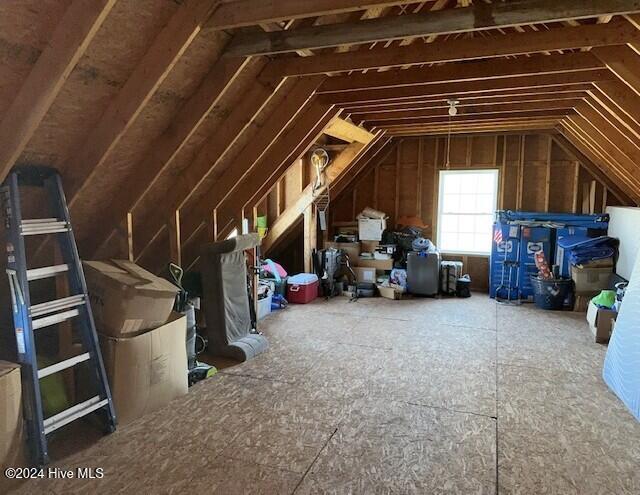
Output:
[11,294,640,495]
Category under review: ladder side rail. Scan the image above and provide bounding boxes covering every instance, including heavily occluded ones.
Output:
[4,172,49,465]
[47,174,117,428]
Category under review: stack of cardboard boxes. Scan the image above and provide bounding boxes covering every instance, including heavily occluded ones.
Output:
[326,215,401,298]
[570,257,616,343]
[83,260,188,425]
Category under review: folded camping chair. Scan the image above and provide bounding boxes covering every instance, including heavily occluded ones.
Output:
[199,233,268,361]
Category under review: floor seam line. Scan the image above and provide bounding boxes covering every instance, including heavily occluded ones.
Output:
[291,427,339,494]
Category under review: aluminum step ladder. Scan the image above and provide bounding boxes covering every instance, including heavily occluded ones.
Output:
[2,166,116,466]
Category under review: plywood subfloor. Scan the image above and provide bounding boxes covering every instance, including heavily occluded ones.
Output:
[11,295,640,494]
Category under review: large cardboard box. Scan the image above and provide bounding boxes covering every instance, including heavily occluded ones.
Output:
[99,313,188,425]
[1,361,26,490]
[324,241,360,261]
[355,257,394,270]
[586,301,617,344]
[84,259,179,337]
[353,267,376,284]
[358,218,387,241]
[571,264,613,295]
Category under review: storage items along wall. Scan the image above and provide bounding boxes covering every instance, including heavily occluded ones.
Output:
[330,133,622,291]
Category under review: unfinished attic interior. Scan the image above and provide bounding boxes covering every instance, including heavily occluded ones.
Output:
[3,0,640,493]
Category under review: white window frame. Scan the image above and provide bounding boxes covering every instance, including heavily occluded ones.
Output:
[436,168,499,256]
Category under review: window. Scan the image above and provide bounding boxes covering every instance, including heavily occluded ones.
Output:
[437,169,499,255]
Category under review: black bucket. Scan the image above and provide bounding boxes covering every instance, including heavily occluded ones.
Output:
[530,276,573,310]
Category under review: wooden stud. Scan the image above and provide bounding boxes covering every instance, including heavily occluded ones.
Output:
[572,161,581,213]
[126,212,134,263]
[324,117,376,143]
[168,210,181,266]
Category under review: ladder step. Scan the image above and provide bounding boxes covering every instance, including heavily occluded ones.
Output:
[30,295,85,318]
[38,353,91,379]
[27,264,69,281]
[20,219,69,236]
[32,309,80,330]
[43,396,109,435]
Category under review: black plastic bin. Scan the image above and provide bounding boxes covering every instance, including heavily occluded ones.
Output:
[530,276,574,310]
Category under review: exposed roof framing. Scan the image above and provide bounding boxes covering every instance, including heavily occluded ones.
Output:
[226,0,640,56]
[3,0,640,272]
[0,0,116,182]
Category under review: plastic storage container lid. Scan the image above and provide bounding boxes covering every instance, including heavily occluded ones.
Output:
[287,273,319,285]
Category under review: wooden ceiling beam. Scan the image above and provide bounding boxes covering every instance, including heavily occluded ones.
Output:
[566,114,640,193]
[387,125,559,136]
[354,100,582,123]
[344,91,589,114]
[208,1,424,30]
[0,0,116,183]
[93,65,283,258]
[383,119,562,132]
[341,85,594,111]
[262,141,370,252]
[561,119,640,203]
[367,110,573,128]
[592,44,640,95]
[331,137,396,199]
[320,71,611,105]
[323,118,375,143]
[593,79,640,128]
[587,87,640,141]
[225,0,640,56]
[133,76,323,262]
[576,99,640,161]
[180,102,340,260]
[81,55,250,256]
[59,0,220,210]
[269,20,638,76]
[552,131,634,205]
[318,52,603,93]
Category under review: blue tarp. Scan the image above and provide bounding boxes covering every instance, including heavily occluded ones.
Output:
[496,210,609,228]
[556,235,618,266]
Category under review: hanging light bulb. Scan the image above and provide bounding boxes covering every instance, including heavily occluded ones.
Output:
[447,99,460,116]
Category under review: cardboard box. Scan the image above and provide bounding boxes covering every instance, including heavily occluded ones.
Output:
[355,257,394,270]
[377,285,402,300]
[353,267,376,284]
[586,301,617,344]
[99,313,188,425]
[571,264,612,295]
[573,292,598,313]
[360,240,380,254]
[324,241,360,261]
[358,218,387,241]
[1,361,26,489]
[84,259,179,337]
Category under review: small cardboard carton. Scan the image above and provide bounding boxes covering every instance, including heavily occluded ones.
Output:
[358,218,387,241]
[353,267,376,284]
[571,264,613,295]
[84,259,179,338]
[99,313,188,425]
[377,285,402,300]
[586,300,617,344]
[324,241,360,261]
[0,361,26,490]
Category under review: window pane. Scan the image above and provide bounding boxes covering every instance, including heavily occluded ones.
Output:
[438,170,498,255]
